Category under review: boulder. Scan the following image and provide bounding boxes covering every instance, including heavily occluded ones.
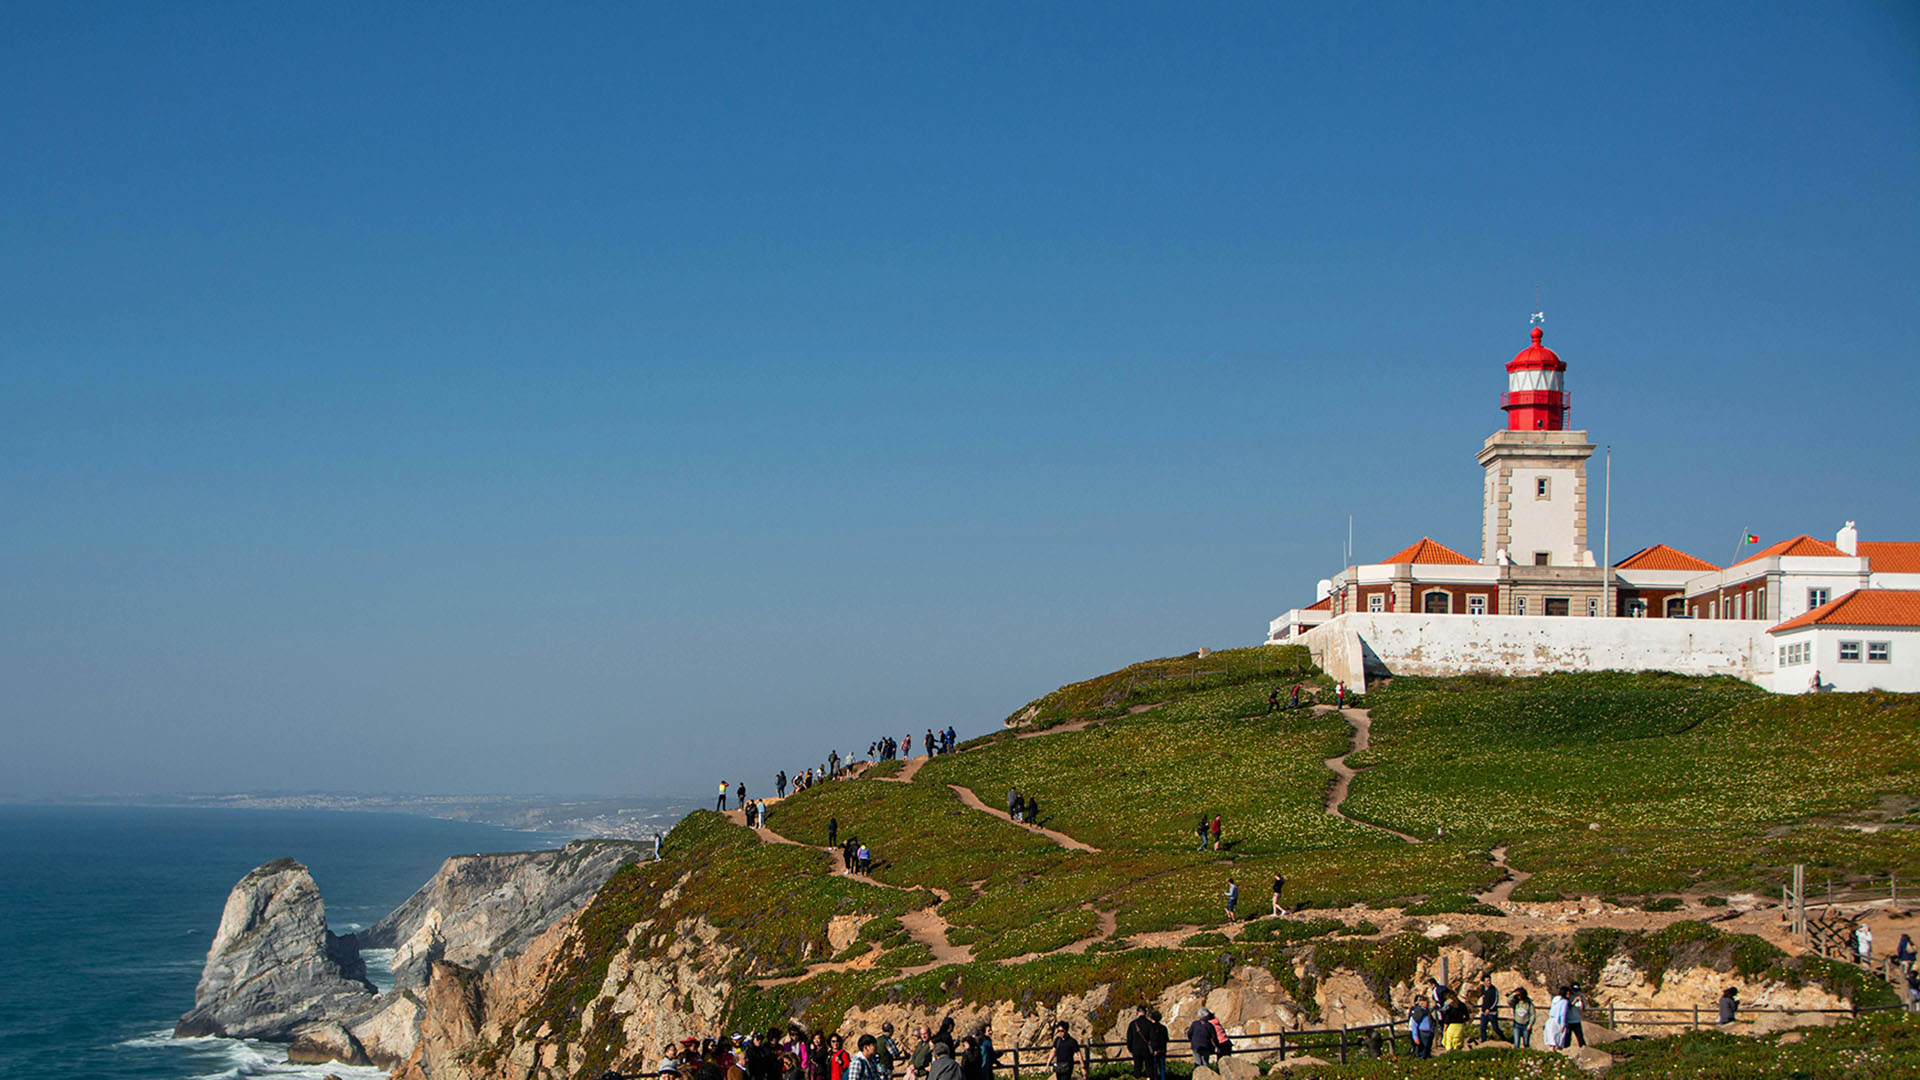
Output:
[174,859,376,1040]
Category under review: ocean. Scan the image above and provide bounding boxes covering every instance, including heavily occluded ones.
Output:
[0,805,603,1080]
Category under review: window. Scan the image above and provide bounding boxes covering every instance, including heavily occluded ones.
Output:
[1367,594,1384,613]
[1779,641,1811,666]
[1535,476,1550,498]
[1544,597,1570,616]
[1627,599,1647,617]
[1709,601,1718,619]
[1468,595,1487,616]
[1839,640,1861,662]
[1868,642,1891,663]
[1666,597,1686,618]
[1756,587,1766,619]
[1534,551,1551,566]
[1517,597,1528,615]
[1422,590,1452,614]
[1808,587,1831,611]
[1587,597,1599,617]
[1738,593,1747,620]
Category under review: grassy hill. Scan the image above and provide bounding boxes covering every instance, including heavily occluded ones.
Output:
[518,648,1920,1073]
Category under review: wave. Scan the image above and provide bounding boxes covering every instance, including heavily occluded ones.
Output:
[118,1030,390,1080]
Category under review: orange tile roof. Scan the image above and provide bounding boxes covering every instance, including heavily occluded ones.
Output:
[1733,534,1848,566]
[1614,543,1719,572]
[1769,589,1920,633]
[1306,596,1332,611]
[1378,537,1477,566]
[1860,541,1920,574]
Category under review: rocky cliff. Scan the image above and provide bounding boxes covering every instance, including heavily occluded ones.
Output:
[174,859,377,1040]
[354,839,648,991]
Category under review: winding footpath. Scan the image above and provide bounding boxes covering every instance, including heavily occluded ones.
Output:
[1319,706,1421,844]
[1474,845,1536,907]
[946,783,1100,852]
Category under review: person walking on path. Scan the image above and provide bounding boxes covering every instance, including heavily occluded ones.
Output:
[848,1037,882,1080]
[1406,1002,1434,1059]
[1210,815,1222,851]
[736,782,747,810]
[857,842,871,874]
[1439,990,1470,1052]
[653,831,662,860]
[978,1023,998,1080]
[1195,815,1209,851]
[1509,988,1535,1048]
[1267,687,1279,714]
[828,817,838,847]
[1717,986,1739,1025]
[1126,1006,1155,1077]
[1897,933,1916,970]
[828,1037,850,1080]
[1271,872,1286,917]
[909,1027,933,1080]
[1857,923,1875,965]
[1335,682,1346,708]
[1477,976,1505,1043]
[1007,787,1020,817]
[716,780,730,812]
[1224,876,1238,921]
[1186,1008,1218,1067]
[1290,683,1302,709]
[776,771,787,798]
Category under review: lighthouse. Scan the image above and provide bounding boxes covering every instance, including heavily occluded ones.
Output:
[1502,326,1568,430]
[1477,325,1598,605]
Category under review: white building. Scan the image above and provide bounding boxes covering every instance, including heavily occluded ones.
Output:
[1764,589,1920,694]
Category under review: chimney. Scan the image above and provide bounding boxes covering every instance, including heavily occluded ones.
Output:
[1836,521,1858,556]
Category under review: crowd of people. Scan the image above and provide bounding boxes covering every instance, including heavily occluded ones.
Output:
[629,1017,1014,1080]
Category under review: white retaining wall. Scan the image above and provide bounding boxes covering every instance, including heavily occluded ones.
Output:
[1298,612,1774,691]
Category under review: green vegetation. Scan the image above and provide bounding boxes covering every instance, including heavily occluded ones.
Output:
[1004,645,1321,729]
[1604,1009,1920,1078]
[1349,673,1920,896]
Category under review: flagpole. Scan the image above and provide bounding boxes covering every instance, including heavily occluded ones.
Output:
[1602,447,1611,618]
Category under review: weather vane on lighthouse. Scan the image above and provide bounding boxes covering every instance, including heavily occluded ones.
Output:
[1530,283,1545,325]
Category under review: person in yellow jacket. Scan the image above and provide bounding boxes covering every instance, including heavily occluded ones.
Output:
[1439,991,1471,1052]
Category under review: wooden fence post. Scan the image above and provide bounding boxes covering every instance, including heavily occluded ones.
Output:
[1337,1026,1348,1065]
[1692,1004,1699,1031]
[1010,1045,1019,1080]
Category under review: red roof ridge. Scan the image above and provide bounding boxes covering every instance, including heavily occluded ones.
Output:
[1769,588,1920,633]
[1378,537,1478,566]
[1734,534,1848,566]
[1614,543,1719,572]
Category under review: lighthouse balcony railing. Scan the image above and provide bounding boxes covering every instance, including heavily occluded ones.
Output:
[1501,391,1570,409]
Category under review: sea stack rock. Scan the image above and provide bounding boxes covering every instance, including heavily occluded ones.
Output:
[175,858,376,1040]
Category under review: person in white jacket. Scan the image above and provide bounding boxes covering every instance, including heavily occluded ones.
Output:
[1543,988,1569,1049]
[1858,924,1875,965]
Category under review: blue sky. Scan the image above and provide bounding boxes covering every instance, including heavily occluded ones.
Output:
[3,4,1916,797]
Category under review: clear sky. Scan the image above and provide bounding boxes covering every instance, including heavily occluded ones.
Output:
[4,3,1916,798]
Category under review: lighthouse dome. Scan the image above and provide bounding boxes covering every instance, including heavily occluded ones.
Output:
[1507,326,1565,372]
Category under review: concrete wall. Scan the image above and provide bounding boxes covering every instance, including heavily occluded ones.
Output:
[1299,612,1774,686]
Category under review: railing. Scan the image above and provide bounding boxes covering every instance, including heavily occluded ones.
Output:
[999,1023,1409,1075]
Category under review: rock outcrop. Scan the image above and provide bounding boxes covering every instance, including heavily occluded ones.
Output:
[353,839,648,990]
[174,859,377,1040]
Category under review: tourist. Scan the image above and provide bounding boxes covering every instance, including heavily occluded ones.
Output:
[875,1025,901,1080]
[1007,787,1021,817]
[1147,1009,1169,1080]
[659,1043,683,1078]
[1565,984,1587,1047]
[1543,987,1567,1049]
[1335,682,1346,708]
[933,1017,957,1055]
[777,770,787,798]
[828,1035,850,1080]
[780,1052,804,1080]
[958,1036,983,1080]
[807,1034,831,1080]
[1406,1001,1434,1059]
[1210,815,1222,851]
[1477,975,1504,1042]
[1271,872,1286,917]
[1126,1006,1155,1076]
[1267,687,1279,713]
[737,782,747,810]
[978,1023,998,1079]
[1224,876,1238,921]
[1186,1007,1219,1067]
[1439,990,1470,1052]
[1857,923,1875,965]
[1290,683,1302,709]
[1717,986,1739,1025]
[927,1041,960,1080]
[1050,1022,1079,1080]
[1509,988,1535,1048]
[717,780,730,812]
[849,1036,882,1080]
[1196,815,1209,851]
[857,842,871,875]
[926,729,936,756]
[908,1026,933,1080]
[1025,795,1039,825]
[829,817,839,846]
[653,831,663,860]
[904,734,914,758]
[1898,933,1916,970]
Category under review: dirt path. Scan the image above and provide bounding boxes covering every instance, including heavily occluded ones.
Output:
[1476,845,1536,907]
[876,755,930,784]
[947,783,1100,852]
[1321,707,1421,844]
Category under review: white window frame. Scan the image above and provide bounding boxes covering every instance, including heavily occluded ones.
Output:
[1838,640,1862,662]
[1808,587,1831,611]
[1367,594,1385,613]
[1517,597,1528,616]
[1535,476,1550,499]
[1468,595,1487,616]
[1868,641,1891,663]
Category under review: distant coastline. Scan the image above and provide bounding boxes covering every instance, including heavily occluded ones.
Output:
[0,792,699,841]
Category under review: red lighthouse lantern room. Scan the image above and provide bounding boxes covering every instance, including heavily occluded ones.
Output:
[1502,326,1568,430]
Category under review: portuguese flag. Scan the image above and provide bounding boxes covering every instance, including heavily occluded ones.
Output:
[1746,533,1760,543]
